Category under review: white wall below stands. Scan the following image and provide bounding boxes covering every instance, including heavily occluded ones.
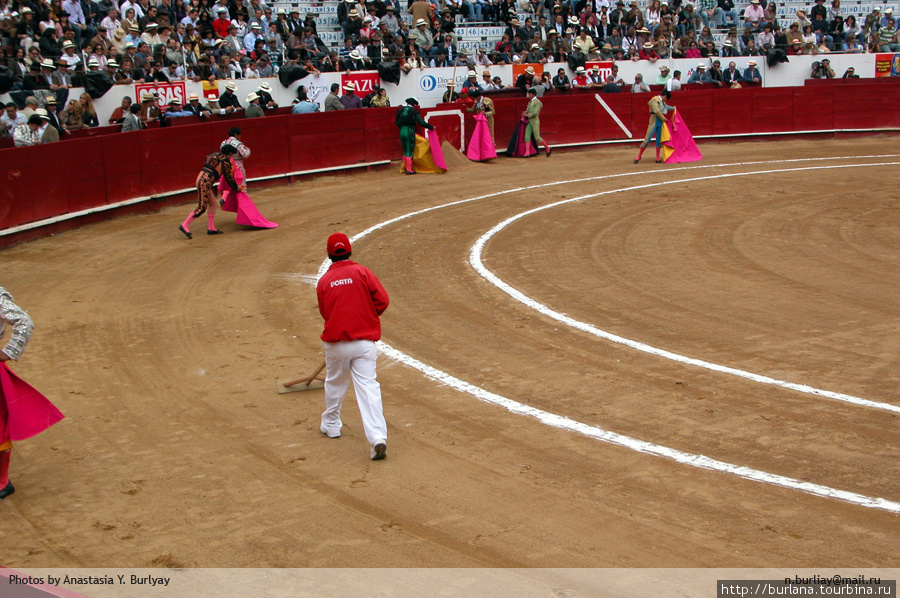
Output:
[0,53,885,128]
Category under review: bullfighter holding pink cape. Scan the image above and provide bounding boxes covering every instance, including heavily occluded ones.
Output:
[0,287,64,500]
[218,158,278,229]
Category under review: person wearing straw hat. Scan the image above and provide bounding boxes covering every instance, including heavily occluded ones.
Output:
[441,82,460,103]
[218,81,243,111]
[256,82,277,109]
[410,18,434,54]
[395,97,434,174]
[634,89,672,163]
[316,232,391,461]
[179,144,239,239]
[244,92,264,117]
[687,62,709,83]
[340,81,362,109]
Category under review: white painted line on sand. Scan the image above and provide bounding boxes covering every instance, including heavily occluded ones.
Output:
[310,155,900,513]
[469,162,900,415]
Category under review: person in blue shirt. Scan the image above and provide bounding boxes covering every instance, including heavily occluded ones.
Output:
[292,90,320,113]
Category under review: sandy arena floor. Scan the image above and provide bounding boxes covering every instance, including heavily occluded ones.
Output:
[1,137,898,568]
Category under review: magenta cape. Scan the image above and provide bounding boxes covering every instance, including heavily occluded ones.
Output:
[0,362,64,444]
[662,108,703,164]
[428,130,447,171]
[466,113,497,161]
[219,160,278,229]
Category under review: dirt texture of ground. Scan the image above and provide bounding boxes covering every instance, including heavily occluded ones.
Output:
[1,137,898,569]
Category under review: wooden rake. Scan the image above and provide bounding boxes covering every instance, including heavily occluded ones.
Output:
[277,360,326,394]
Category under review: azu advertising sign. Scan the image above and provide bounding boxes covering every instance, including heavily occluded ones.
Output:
[135,81,186,111]
[874,53,900,77]
[341,71,381,94]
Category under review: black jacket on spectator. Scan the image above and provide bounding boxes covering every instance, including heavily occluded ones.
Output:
[218,89,242,109]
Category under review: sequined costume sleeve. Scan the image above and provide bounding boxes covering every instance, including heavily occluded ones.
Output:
[220,154,238,191]
[205,152,239,191]
[0,287,34,360]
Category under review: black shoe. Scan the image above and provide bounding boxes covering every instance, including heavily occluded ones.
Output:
[178,225,192,239]
[219,199,224,208]
[546,147,552,158]
[0,481,14,499]
[655,159,662,163]
[371,443,387,460]
[404,170,417,175]
[207,229,224,235]
[633,158,639,164]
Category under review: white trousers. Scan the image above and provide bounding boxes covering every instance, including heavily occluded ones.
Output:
[321,340,387,445]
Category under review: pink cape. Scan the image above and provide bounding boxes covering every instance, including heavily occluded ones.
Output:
[662,108,703,164]
[0,362,64,444]
[219,160,278,229]
[466,113,497,161]
[428,130,447,171]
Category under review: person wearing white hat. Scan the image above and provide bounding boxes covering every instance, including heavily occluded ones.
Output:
[461,69,481,91]
[687,62,710,83]
[743,60,762,83]
[256,82,278,109]
[340,82,362,109]
[218,81,242,111]
[572,65,591,88]
[243,22,263,53]
[244,92,264,118]
[181,93,210,118]
[410,17,434,54]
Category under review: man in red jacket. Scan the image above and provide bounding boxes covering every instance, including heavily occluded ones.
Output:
[316,233,391,460]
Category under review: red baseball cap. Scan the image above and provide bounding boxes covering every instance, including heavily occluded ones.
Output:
[327,232,351,257]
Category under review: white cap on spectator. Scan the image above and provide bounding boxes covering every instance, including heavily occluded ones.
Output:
[467,70,477,77]
[225,81,236,90]
[141,92,154,101]
[207,95,219,102]
[88,58,100,67]
[36,108,49,119]
[524,66,535,74]
[363,15,372,22]
[748,60,756,65]
[40,58,55,68]
[217,6,227,12]
[568,15,578,23]
[886,7,893,13]
[168,98,180,105]
[107,60,119,67]
[258,82,272,92]
[576,66,585,73]
[188,92,200,100]
[21,6,32,12]
[531,43,540,49]
[697,63,706,69]
[643,41,653,48]
[145,22,158,28]
[125,42,135,49]
[724,40,732,46]
[246,92,259,102]
[62,40,75,49]
[251,23,261,29]
[349,50,361,59]
[415,18,426,26]
[343,82,356,91]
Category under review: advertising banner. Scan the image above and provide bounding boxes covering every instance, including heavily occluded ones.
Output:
[874,53,900,77]
[341,71,381,95]
[134,81,186,111]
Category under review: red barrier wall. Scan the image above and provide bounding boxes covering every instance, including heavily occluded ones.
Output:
[3,82,900,246]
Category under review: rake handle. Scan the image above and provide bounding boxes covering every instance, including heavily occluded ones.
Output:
[284,360,326,388]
